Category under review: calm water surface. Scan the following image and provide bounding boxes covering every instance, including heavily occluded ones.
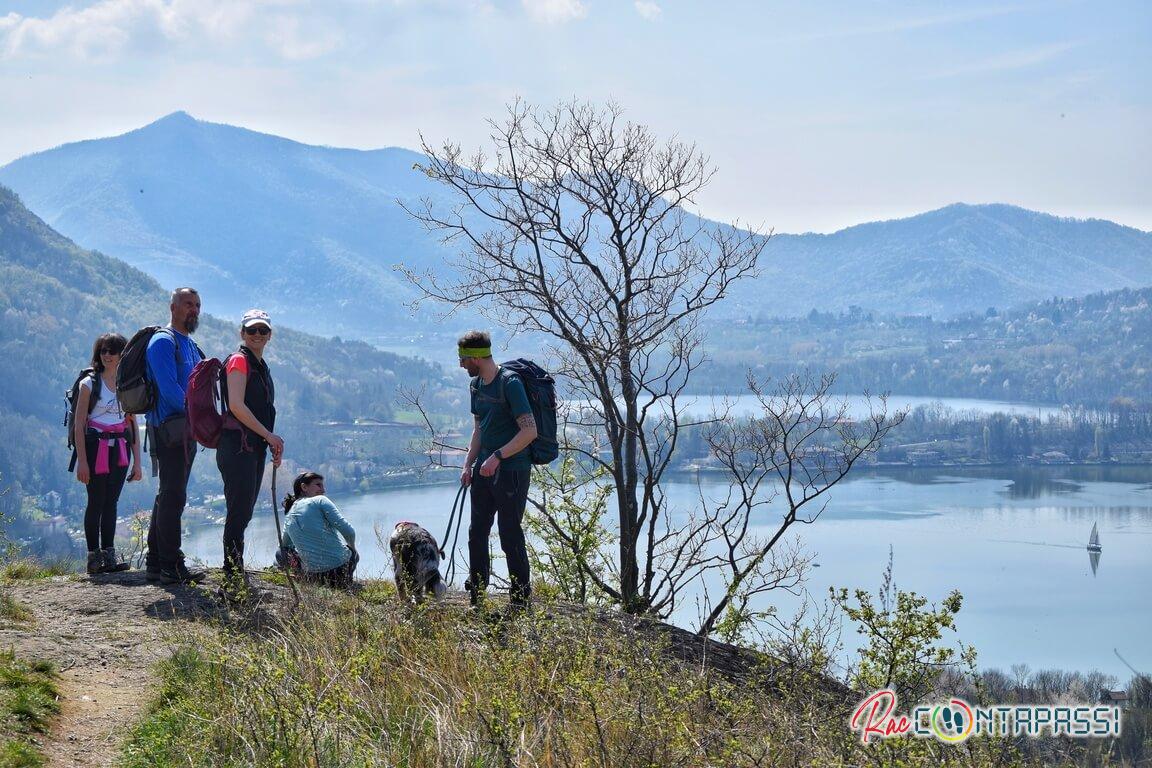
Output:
[184,465,1151,681]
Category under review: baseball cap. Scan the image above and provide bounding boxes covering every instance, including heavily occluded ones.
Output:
[241,308,272,329]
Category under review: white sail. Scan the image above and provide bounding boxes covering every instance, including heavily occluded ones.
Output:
[1087,522,1102,551]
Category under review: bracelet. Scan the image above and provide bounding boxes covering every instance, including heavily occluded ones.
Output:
[494,449,504,461]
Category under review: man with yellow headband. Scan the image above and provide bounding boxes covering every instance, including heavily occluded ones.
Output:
[458,330,538,607]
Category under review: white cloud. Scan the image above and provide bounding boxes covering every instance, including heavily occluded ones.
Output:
[634,1,661,21]
[521,0,587,25]
[0,0,341,61]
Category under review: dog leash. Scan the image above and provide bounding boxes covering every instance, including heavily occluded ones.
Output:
[440,481,469,585]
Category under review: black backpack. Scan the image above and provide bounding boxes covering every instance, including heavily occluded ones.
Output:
[116,326,200,415]
[64,368,100,471]
[472,359,559,465]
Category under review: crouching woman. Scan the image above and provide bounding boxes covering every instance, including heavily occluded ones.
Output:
[280,472,358,588]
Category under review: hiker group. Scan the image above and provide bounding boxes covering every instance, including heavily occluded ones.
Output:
[70,288,557,607]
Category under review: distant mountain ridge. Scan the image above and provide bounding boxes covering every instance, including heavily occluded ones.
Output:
[2,112,1150,339]
[0,112,458,338]
[722,203,1152,319]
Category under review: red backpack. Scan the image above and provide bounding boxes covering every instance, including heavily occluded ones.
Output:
[185,357,230,448]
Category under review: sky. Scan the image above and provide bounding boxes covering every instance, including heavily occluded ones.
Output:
[0,0,1149,234]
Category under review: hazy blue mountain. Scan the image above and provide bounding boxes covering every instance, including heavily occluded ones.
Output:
[725,204,1152,319]
[0,112,460,338]
[3,112,1150,339]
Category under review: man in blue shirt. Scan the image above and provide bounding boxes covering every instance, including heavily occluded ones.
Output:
[145,287,206,584]
[459,330,538,607]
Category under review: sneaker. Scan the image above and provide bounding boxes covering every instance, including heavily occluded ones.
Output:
[101,547,131,573]
[86,551,104,575]
[159,561,207,585]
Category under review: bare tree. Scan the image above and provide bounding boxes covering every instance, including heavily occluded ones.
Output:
[402,101,899,630]
[699,372,902,637]
[402,100,765,614]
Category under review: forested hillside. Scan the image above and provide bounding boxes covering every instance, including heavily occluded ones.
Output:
[704,287,1152,406]
[0,185,456,529]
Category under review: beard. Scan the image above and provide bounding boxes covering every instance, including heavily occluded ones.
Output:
[184,315,200,334]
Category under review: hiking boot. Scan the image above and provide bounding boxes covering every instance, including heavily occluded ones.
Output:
[101,547,130,573]
[145,564,162,581]
[86,551,104,575]
[159,561,207,585]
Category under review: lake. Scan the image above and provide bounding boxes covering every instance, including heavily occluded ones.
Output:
[183,464,1152,682]
[565,393,1068,421]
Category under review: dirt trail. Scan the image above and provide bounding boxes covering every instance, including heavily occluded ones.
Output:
[0,571,244,767]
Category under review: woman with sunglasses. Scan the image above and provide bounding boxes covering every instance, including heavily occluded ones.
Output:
[74,332,142,574]
[216,309,285,600]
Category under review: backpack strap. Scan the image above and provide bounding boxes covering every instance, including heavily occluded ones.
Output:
[68,372,103,472]
[90,372,102,414]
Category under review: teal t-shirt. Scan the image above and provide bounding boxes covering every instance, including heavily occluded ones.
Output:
[471,369,533,471]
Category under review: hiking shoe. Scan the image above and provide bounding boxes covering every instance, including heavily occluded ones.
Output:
[86,551,104,575]
[145,565,162,581]
[159,562,207,585]
[101,547,131,573]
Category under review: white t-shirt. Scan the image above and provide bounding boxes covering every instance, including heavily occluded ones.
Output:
[80,376,126,429]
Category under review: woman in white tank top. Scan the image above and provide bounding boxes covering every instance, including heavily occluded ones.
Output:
[73,333,142,574]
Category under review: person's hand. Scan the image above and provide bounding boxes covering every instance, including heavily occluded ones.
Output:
[479,454,500,478]
[460,464,473,487]
[128,463,143,482]
[267,433,284,467]
[76,463,90,484]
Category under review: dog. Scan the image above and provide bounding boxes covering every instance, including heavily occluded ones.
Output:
[389,521,447,603]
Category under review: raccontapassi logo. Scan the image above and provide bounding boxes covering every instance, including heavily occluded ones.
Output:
[850,689,1123,744]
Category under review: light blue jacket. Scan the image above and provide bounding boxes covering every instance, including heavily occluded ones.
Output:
[281,495,356,573]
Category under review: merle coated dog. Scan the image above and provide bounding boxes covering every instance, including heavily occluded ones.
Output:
[389,521,447,603]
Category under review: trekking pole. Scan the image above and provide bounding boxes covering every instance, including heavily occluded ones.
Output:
[270,463,301,605]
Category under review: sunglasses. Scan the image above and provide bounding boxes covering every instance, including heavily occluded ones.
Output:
[243,326,271,336]
[99,348,122,355]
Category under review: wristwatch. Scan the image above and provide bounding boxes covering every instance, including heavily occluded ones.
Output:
[494,449,504,461]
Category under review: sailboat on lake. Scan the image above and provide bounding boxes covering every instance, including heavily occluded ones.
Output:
[1087,522,1102,576]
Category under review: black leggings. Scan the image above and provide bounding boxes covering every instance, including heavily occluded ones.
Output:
[83,437,129,551]
[216,430,267,575]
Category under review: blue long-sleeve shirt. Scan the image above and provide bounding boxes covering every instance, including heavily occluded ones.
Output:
[281,496,356,573]
[145,327,201,425]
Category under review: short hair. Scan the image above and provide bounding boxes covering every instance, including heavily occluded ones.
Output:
[170,287,199,305]
[89,332,127,373]
[457,330,492,357]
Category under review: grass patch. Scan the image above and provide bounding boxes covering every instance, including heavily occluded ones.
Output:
[120,582,1053,768]
[0,558,76,582]
[0,594,32,626]
[0,649,59,768]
